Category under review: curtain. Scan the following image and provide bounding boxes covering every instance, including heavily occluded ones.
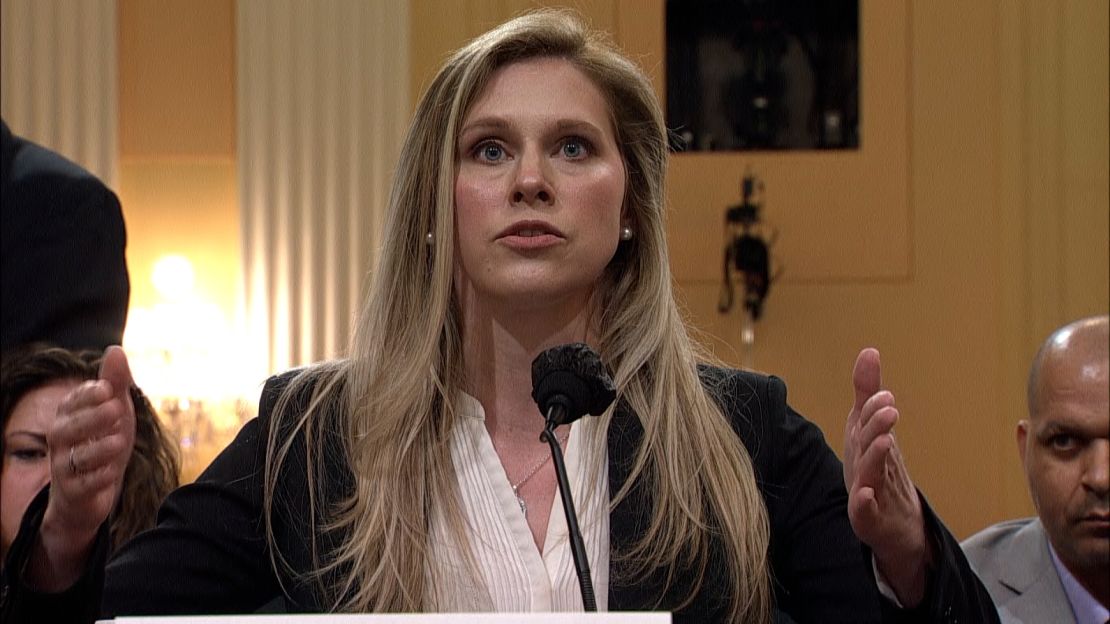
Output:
[237,0,410,374]
[1,0,117,186]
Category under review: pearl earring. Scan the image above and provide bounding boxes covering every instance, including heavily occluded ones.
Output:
[620,225,633,241]
[425,231,434,245]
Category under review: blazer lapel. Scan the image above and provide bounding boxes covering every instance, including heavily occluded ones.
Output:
[605,406,653,610]
[603,406,733,619]
[995,520,1075,623]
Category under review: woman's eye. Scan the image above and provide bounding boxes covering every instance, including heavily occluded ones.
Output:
[475,142,505,162]
[561,137,590,159]
[9,448,47,462]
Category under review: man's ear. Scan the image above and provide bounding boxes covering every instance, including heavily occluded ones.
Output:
[1016,420,1030,468]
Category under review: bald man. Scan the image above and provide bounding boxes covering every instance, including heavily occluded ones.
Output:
[962,315,1109,624]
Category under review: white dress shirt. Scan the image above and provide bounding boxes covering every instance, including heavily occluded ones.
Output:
[426,393,610,612]
[1049,542,1109,624]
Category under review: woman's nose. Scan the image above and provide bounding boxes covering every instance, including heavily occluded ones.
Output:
[511,147,554,206]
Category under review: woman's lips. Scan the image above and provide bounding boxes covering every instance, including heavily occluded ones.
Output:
[497,221,564,250]
[499,232,563,250]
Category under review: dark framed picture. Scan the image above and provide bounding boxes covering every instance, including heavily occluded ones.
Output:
[666,0,860,152]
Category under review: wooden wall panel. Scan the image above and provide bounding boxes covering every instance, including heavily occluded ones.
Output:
[119,0,235,158]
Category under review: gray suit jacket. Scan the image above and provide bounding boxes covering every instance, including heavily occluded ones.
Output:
[961,517,1075,624]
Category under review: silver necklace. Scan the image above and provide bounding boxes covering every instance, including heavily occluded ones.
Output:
[509,430,569,517]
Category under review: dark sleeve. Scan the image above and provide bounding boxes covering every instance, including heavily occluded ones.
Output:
[102,369,346,615]
[100,405,282,615]
[0,486,109,624]
[0,160,129,352]
[724,372,998,624]
[738,374,886,623]
[876,495,1001,624]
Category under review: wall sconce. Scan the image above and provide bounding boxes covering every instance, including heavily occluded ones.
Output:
[718,169,782,368]
[123,254,256,482]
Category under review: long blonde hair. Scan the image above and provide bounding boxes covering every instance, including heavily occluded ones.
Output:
[264,9,771,621]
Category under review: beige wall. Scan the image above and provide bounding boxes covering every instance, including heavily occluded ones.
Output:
[115,0,1108,536]
[994,0,1110,524]
[118,0,238,317]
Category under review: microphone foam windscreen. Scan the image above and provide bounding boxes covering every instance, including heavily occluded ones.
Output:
[531,343,616,422]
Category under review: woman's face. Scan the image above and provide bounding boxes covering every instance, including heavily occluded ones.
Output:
[453,56,626,313]
[1,379,79,558]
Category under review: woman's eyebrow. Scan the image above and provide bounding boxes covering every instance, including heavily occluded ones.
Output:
[459,116,511,135]
[460,117,603,135]
[552,119,603,135]
[5,430,47,445]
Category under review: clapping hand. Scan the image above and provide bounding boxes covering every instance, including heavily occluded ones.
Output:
[843,348,933,607]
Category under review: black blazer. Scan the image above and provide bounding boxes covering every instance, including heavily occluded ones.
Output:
[0,119,129,353]
[2,367,998,623]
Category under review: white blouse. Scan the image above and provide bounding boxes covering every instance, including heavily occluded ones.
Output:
[426,393,610,612]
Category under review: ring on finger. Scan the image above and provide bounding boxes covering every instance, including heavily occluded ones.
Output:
[69,445,80,475]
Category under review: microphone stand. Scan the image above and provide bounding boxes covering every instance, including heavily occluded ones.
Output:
[542,408,597,611]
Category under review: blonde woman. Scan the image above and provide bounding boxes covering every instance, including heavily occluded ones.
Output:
[4,11,997,624]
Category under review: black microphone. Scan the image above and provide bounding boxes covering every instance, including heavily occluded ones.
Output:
[530,343,616,612]
[531,342,616,426]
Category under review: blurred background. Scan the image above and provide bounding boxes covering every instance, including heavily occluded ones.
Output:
[2,0,1106,539]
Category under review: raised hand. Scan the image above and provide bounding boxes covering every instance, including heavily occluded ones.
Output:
[29,346,137,591]
[843,348,932,607]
